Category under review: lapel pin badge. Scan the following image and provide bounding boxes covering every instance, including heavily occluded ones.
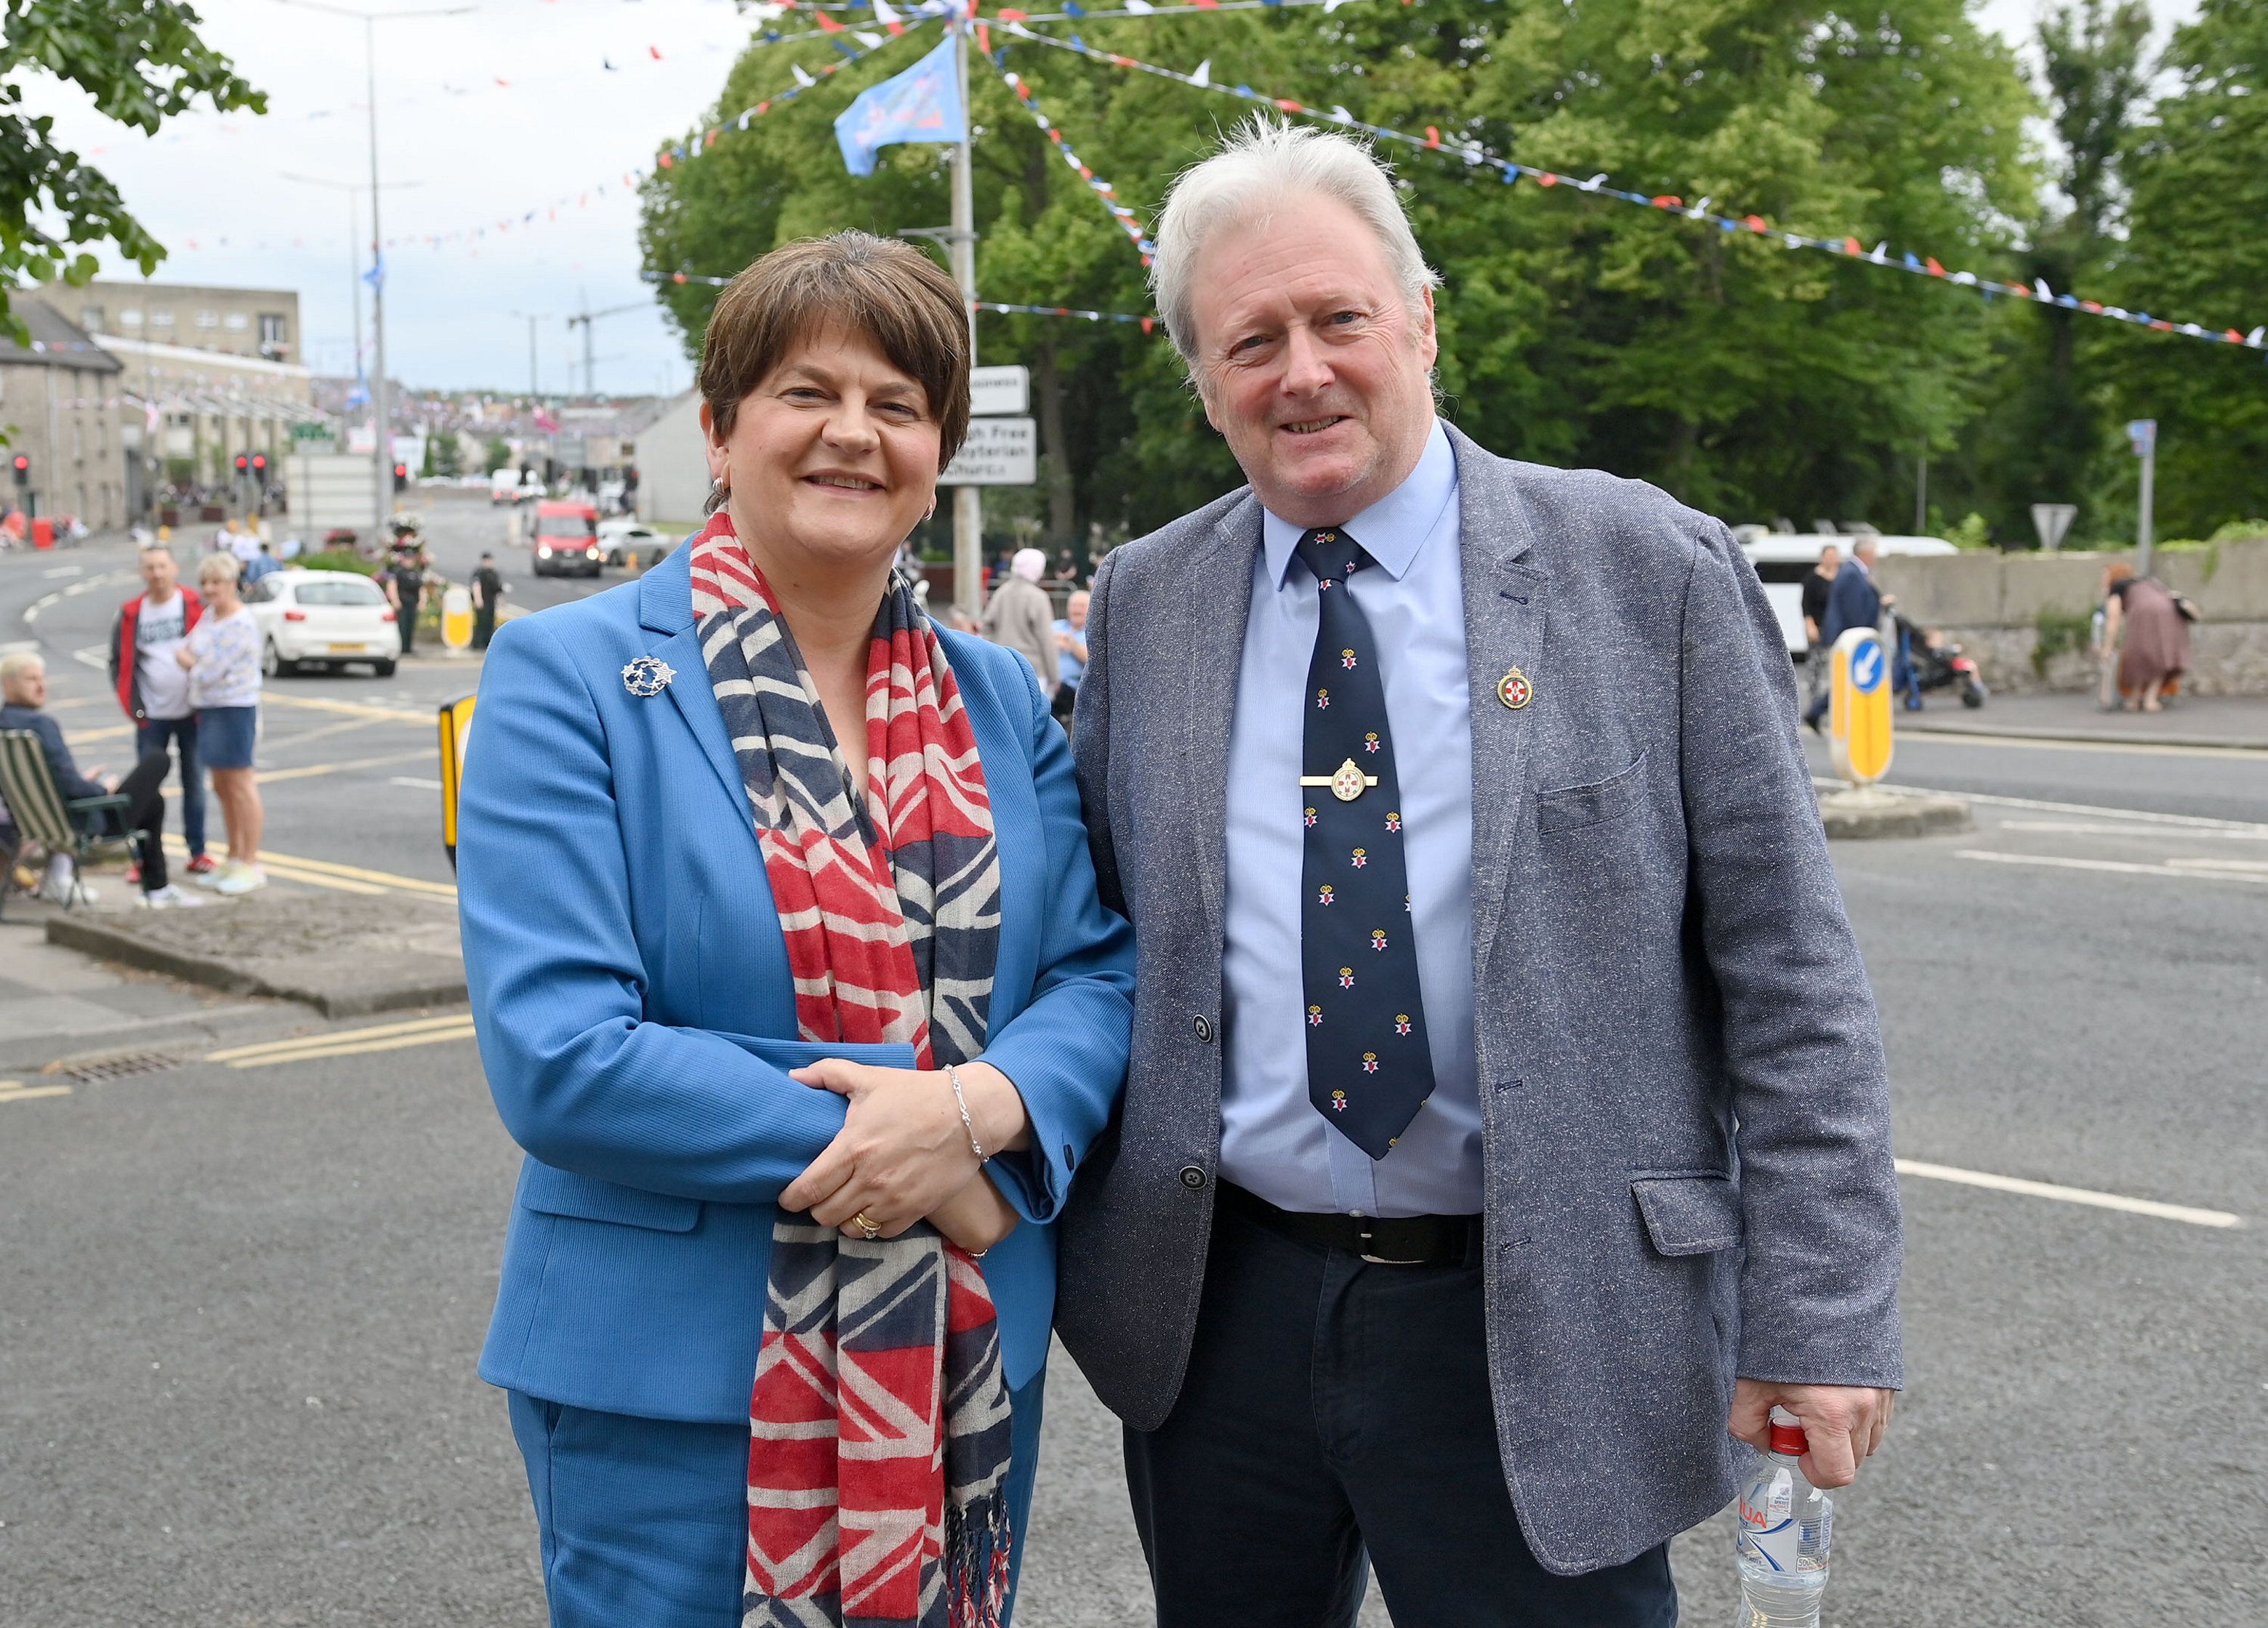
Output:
[622,656,677,698]
[1497,666,1533,710]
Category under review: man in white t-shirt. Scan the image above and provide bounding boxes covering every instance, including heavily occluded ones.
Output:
[108,545,214,876]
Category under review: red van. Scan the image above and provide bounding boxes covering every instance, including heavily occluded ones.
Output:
[531,499,603,578]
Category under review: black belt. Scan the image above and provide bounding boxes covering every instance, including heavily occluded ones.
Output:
[1218,1180,1481,1267]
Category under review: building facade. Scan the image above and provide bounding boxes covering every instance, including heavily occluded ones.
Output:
[17,283,320,520]
[0,302,126,529]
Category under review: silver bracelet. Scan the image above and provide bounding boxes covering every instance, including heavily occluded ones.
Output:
[946,1063,989,1164]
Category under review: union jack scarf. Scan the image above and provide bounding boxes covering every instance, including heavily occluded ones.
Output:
[685,514,1015,1628]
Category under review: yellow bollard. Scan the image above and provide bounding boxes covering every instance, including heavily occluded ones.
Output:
[440,583,474,653]
[1828,627,1894,786]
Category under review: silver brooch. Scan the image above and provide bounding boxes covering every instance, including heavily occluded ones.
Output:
[622,656,676,697]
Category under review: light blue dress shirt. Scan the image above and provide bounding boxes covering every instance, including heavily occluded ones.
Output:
[1218,419,1481,1217]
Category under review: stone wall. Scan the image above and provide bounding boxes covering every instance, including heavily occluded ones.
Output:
[1870,538,2268,696]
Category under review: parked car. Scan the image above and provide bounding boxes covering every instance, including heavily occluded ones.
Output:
[598,518,662,568]
[531,499,603,577]
[489,468,545,505]
[1737,531,1959,656]
[244,568,398,677]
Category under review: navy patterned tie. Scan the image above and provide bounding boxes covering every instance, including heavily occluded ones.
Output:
[1292,528,1436,1159]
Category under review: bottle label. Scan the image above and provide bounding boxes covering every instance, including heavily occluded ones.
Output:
[1737,1482,1800,1573]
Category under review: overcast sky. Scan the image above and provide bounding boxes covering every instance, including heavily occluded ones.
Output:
[18,0,2203,395]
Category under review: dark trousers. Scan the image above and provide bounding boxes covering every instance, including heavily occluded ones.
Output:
[398,592,420,654]
[1124,1201,1676,1628]
[472,605,496,650]
[135,714,204,855]
[81,749,170,892]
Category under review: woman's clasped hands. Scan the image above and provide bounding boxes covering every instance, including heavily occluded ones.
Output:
[779,1058,1030,1254]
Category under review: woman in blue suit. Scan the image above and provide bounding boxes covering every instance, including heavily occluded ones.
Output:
[456,233,1133,1628]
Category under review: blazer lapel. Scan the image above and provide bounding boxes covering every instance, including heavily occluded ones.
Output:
[1448,426,1550,975]
[637,550,754,821]
[1173,495,1262,932]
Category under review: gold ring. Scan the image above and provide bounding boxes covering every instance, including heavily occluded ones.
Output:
[851,1212,881,1239]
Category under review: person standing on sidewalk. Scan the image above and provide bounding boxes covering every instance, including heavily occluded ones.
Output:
[470,552,506,650]
[1801,541,1839,709]
[1,652,198,908]
[390,541,427,657]
[981,547,1060,698]
[177,555,266,896]
[108,543,215,880]
[1803,534,1889,733]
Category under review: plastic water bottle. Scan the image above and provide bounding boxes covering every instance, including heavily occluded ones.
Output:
[1734,1406,1833,1627]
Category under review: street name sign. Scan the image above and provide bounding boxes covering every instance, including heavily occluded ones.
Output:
[1830,626,1894,784]
[941,417,1037,485]
[2030,503,2077,552]
[970,365,1030,416]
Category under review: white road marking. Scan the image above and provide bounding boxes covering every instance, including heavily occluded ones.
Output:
[71,644,107,671]
[389,776,444,791]
[1994,819,2268,842]
[1894,730,2268,761]
[2163,857,2268,874]
[42,564,84,579]
[0,1084,74,1105]
[1896,1158,2241,1228]
[1893,786,2268,836]
[1956,850,2268,886]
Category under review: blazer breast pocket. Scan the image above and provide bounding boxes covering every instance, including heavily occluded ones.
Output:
[1535,750,1648,837]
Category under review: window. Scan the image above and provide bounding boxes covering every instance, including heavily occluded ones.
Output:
[80,305,105,331]
[150,310,174,328]
[195,310,220,329]
[294,578,387,607]
[120,308,142,328]
[259,313,287,347]
[224,312,248,331]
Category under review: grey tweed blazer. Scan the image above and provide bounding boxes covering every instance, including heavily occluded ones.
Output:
[1061,424,1902,1576]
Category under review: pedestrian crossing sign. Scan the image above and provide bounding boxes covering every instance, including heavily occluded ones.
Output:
[1830,627,1894,784]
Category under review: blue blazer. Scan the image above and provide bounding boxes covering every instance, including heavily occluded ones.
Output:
[1819,560,1883,645]
[457,545,1135,1424]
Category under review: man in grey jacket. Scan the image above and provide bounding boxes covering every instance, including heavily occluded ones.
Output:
[1063,117,1900,1627]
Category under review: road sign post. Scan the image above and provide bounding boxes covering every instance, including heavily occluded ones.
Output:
[2126,419,2157,576]
[1830,626,1894,786]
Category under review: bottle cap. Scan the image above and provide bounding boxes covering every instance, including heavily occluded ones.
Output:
[1767,1404,1809,1458]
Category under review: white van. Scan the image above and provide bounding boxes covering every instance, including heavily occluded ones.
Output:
[489,468,544,505]
[1737,531,1959,656]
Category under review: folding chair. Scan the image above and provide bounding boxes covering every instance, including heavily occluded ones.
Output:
[0,729,132,915]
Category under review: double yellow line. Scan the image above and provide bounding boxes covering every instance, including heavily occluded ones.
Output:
[207,1012,478,1068]
[160,837,457,900]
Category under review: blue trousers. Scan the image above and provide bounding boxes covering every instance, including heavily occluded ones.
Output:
[1123,1203,1677,1628]
[507,1371,1045,1628]
[136,714,206,856]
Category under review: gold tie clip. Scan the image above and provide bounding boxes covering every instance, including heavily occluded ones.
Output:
[1299,757,1378,803]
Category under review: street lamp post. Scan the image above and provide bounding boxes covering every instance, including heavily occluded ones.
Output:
[948,9,983,614]
[275,0,472,533]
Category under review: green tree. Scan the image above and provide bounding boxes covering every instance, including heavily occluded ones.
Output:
[1954,0,2151,547]
[423,431,464,479]
[482,435,512,475]
[642,0,2035,538]
[1,0,264,339]
[2092,0,2268,540]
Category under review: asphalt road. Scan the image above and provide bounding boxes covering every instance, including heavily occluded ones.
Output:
[3,520,2264,1626]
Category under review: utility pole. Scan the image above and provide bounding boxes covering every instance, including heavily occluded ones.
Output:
[278,0,472,531]
[566,296,648,395]
[949,2,983,613]
[1914,447,1927,535]
[2128,419,2158,576]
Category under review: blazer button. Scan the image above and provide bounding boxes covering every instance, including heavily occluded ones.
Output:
[1179,1165,1208,1190]
[1194,1015,1214,1044]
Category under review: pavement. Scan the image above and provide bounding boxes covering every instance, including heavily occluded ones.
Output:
[1897,688,2268,751]
[4,506,2267,1625]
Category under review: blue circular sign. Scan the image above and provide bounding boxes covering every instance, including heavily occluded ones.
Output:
[1851,640,1886,694]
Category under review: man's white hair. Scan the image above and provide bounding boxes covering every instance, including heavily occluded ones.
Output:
[1150,115,1441,366]
[0,650,45,693]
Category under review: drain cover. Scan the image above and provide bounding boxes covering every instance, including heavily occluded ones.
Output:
[47,1050,184,1084]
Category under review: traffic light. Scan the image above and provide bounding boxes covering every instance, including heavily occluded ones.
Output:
[9,453,26,489]
[234,453,250,478]
[251,452,268,477]
[393,461,409,492]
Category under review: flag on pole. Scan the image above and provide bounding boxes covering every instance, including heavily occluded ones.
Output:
[835,33,964,176]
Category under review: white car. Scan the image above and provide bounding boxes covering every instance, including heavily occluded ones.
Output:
[244,568,400,677]
[598,518,663,568]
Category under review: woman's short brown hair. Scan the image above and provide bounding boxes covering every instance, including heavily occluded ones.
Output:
[697,231,971,482]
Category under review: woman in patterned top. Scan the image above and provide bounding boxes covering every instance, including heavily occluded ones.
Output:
[178,552,266,895]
